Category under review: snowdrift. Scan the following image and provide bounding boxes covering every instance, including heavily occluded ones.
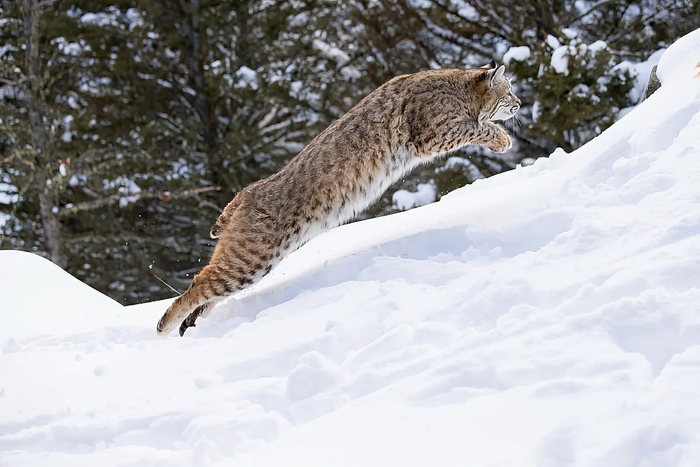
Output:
[2,29,700,467]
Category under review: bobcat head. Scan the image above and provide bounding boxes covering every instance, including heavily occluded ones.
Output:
[478,61,521,123]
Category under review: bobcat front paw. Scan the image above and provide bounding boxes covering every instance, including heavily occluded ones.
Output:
[486,126,512,153]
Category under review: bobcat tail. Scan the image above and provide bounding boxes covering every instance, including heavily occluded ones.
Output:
[210,191,239,238]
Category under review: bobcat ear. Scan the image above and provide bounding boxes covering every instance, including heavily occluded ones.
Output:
[480,60,497,70]
[486,64,506,87]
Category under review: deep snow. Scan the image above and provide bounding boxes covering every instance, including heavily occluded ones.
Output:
[2,30,700,467]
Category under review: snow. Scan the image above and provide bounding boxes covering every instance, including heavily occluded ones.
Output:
[0,183,18,204]
[614,48,666,103]
[3,28,700,467]
[392,182,437,210]
[0,182,18,226]
[562,27,578,39]
[546,34,561,50]
[79,12,114,27]
[125,8,144,30]
[588,39,607,54]
[312,39,351,64]
[442,156,485,181]
[549,37,610,78]
[234,66,258,90]
[551,44,571,74]
[502,46,530,65]
[532,100,541,122]
[0,251,124,340]
[311,39,360,80]
[53,38,84,57]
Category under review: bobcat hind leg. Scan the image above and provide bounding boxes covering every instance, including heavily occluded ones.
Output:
[178,299,220,336]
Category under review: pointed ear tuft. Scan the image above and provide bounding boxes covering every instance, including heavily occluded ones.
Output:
[480,60,497,70]
[487,64,506,87]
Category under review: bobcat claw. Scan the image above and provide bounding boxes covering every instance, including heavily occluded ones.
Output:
[178,319,196,337]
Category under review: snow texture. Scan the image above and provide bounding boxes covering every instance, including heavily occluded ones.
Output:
[3,29,700,467]
[550,45,570,74]
[311,39,360,80]
[614,48,666,103]
[550,37,610,77]
[502,46,531,65]
[392,182,437,210]
[234,66,258,90]
[0,182,18,227]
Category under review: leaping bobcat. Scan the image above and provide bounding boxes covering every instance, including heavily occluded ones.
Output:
[157,62,521,336]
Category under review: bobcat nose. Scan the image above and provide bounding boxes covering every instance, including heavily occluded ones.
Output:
[510,104,520,113]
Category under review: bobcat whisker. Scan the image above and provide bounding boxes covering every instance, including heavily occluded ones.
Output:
[153,274,182,295]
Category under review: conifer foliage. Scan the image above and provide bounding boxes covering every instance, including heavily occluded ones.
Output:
[1,0,698,303]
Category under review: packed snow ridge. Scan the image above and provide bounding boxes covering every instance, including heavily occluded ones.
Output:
[2,29,700,467]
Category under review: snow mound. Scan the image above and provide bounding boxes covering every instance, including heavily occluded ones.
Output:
[0,251,123,340]
[2,28,700,467]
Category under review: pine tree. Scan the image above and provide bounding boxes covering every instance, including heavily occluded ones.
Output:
[2,0,698,303]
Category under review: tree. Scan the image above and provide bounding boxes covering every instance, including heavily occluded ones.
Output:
[2,0,698,304]
[2,0,68,267]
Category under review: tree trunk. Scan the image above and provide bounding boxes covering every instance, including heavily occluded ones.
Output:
[535,0,558,41]
[178,0,230,202]
[20,0,67,268]
[183,0,217,149]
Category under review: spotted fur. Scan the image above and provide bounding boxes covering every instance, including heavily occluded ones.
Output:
[156,63,521,336]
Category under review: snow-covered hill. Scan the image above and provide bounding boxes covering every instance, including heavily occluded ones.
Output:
[2,30,700,467]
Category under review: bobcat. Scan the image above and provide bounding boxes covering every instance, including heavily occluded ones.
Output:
[157,61,521,336]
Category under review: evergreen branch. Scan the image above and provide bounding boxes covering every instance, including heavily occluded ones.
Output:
[71,148,151,173]
[570,0,624,25]
[409,4,494,58]
[57,185,221,217]
[47,150,148,189]
[73,148,122,166]
[607,1,686,44]
[0,77,23,86]
[427,0,516,44]
[466,0,517,38]
[64,233,192,253]
[3,147,37,167]
[194,196,224,213]
[36,0,58,8]
[78,157,131,177]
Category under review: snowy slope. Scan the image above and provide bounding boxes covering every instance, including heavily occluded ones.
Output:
[2,29,700,467]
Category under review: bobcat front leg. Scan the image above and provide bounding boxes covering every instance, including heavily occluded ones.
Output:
[470,121,512,153]
[412,117,512,156]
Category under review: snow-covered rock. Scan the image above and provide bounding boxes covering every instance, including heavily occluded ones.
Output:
[2,28,700,467]
[614,48,666,103]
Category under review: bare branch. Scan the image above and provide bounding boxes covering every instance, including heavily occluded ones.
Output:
[427,0,515,44]
[570,0,619,24]
[194,196,224,213]
[0,77,21,86]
